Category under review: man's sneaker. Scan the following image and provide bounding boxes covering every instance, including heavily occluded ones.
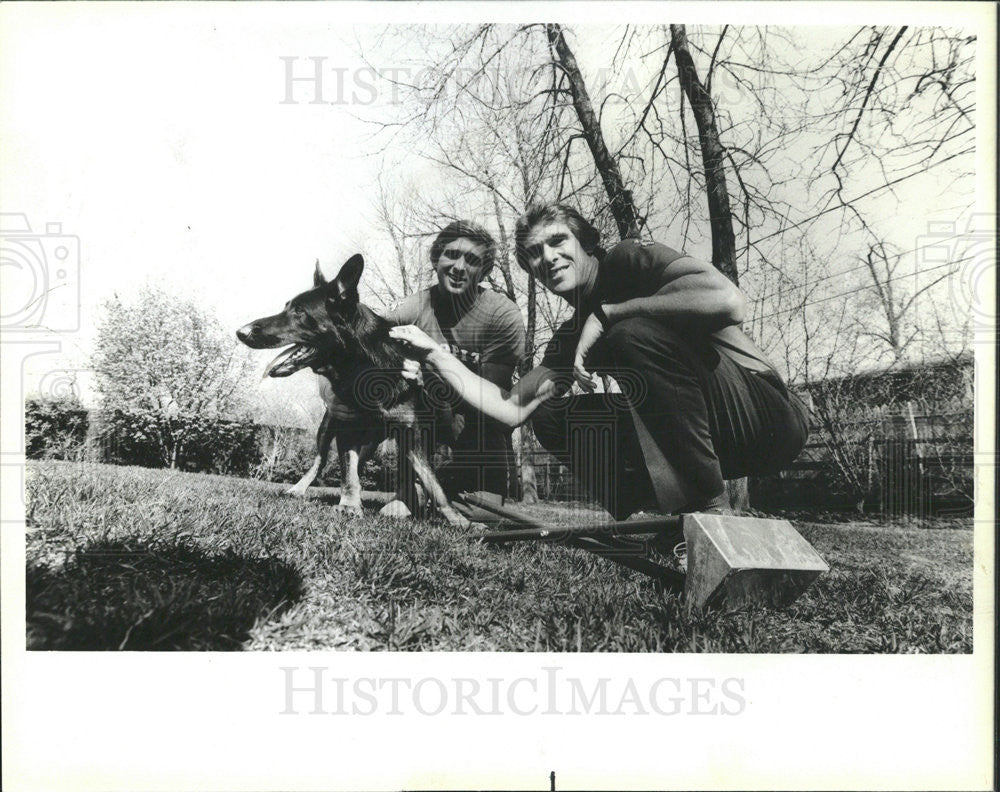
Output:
[694,492,737,515]
[671,541,688,573]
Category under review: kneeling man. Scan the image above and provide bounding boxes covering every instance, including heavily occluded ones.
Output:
[391,204,809,519]
[303,219,525,515]
[381,220,525,506]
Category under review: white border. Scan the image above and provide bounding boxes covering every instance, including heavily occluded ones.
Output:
[2,2,994,790]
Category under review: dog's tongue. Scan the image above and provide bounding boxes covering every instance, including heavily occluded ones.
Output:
[262,345,303,379]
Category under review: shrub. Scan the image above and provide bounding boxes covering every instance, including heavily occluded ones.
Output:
[94,410,264,476]
[93,408,164,468]
[91,285,255,470]
[251,425,317,484]
[25,397,89,460]
[180,416,263,476]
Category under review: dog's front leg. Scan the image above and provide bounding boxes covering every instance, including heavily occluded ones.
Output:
[379,428,417,520]
[334,429,378,515]
[286,408,336,497]
[406,447,469,529]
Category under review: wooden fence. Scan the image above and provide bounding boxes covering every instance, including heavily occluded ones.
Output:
[516,406,974,516]
[770,407,973,516]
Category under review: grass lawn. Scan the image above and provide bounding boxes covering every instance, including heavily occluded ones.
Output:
[25,460,974,652]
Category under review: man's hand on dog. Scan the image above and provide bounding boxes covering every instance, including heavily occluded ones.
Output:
[390,324,440,356]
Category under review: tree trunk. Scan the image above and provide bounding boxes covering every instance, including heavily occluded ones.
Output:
[519,425,539,505]
[489,184,517,301]
[723,477,750,514]
[522,274,537,378]
[670,24,739,286]
[546,24,640,239]
[670,25,747,508]
[518,274,539,503]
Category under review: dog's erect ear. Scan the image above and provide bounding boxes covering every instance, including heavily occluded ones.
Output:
[328,254,364,300]
[313,259,327,288]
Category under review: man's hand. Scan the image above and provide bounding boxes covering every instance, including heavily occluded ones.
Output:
[535,376,559,403]
[390,325,441,357]
[573,311,606,392]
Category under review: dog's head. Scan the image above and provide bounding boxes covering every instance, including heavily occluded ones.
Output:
[236,254,366,377]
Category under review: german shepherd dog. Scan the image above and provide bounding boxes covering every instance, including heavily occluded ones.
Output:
[236,255,472,528]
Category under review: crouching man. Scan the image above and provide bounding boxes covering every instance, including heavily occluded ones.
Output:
[391,204,809,519]
[380,219,525,508]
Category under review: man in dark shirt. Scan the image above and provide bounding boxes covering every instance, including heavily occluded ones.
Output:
[391,204,808,519]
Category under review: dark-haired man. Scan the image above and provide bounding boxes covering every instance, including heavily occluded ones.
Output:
[380,220,525,503]
[298,219,524,513]
[391,204,809,519]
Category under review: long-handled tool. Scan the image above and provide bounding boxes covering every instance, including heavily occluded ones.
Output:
[475,517,683,545]
[456,492,830,610]
[457,492,682,542]
[456,492,684,586]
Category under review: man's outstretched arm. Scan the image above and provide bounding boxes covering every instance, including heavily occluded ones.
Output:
[391,324,558,429]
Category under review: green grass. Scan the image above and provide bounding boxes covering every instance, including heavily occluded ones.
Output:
[25,460,974,652]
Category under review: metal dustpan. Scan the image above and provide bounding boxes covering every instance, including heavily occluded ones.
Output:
[682,513,829,611]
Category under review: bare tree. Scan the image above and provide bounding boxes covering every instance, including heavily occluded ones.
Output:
[854,238,960,366]
[357,22,978,507]
[603,24,975,376]
[668,24,740,283]
[373,173,420,300]
[546,24,641,239]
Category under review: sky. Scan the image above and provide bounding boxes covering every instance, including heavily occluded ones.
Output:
[2,5,388,425]
[1,3,994,427]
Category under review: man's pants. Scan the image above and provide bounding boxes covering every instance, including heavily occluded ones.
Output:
[330,397,516,501]
[530,318,809,519]
[431,409,517,500]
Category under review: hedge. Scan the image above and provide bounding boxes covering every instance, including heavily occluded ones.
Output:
[23,398,388,487]
[25,397,90,460]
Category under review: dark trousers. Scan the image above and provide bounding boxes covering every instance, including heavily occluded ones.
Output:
[333,398,515,501]
[432,409,516,500]
[530,318,809,518]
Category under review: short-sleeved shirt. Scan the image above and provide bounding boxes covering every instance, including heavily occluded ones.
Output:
[540,239,778,377]
[382,285,525,388]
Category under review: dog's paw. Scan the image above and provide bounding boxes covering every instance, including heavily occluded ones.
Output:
[284,486,309,498]
[332,503,363,516]
[379,499,413,520]
[439,507,471,529]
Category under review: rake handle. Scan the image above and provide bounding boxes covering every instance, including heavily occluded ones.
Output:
[458,491,685,584]
[458,492,683,545]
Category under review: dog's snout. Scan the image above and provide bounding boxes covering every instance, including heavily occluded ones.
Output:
[236,323,255,344]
